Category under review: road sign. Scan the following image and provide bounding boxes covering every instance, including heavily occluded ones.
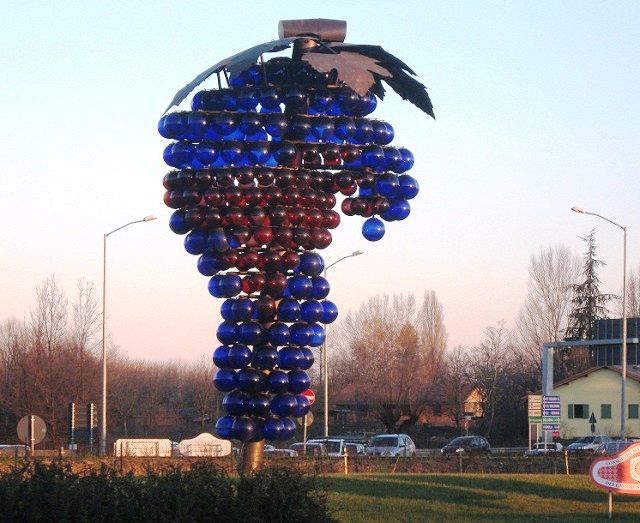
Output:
[302,389,316,405]
[542,395,561,433]
[17,415,46,448]
[590,442,640,494]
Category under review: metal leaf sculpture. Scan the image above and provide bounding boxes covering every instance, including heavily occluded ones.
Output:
[302,51,391,95]
[163,37,302,114]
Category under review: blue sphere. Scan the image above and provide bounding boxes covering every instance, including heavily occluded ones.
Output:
[237,321,263,345]
[299,347,314,370]
[248,394,271,418]
[158,112,186,139]
[231,298,253,322]
[220,274,243,298]
[397,148,415,172]
[213,369,237,391]
[220,299,235,321]
[267,370,289,393]
[259,87,281,110]
[384,147,402,172]
[213,345,231,368]
[361,145,386,171]
[376,174,400,198]
[245,143,271,165]
[236,368,266,393]
[169,210,190,235]
[206,230,230,253]
[277,346,303,370]
[223,391,248,416]
[309,323,325,347]
[215,415,235,439]
[216,321,238,344]
[194,142,219,166]
[213,113,237,136]
[299,252,324,276]
[398,174,419,199]
[335,117,356,140]
[300,300,324,323]
[227,343,252,368]
[267,322,290,345]
[287,370,311,394]
[294,394,311,417]
[281,417,297,439]
[320,301,339,324]
[184,230,207,255]
[237,88,259,111]
[382,199,411,221]
[232,417,257,442]
[271,393,298,417]
[311,277,330,299]
[290,322,314,346]
[310,90,333,112]
[264,114,288,137]
[288,275,313,299]
[362,217,385,241]
[263,418,285,440]
[372,121,394,145]
[277,299,301,322]
[221,143,243,165]
[198,253,222,276]
[252,344,279,370]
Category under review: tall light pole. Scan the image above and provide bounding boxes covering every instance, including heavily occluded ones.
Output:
[101,215,156,456]
[571,206,627,437]
[322,250,364,437]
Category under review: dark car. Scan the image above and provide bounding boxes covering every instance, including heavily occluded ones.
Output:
[441,435,491,456]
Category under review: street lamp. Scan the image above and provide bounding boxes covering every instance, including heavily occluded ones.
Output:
[100,215,156,456]
[322,250,364,437]
[571,206,628,437]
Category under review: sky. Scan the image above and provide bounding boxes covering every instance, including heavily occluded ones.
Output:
[1,1,639,362]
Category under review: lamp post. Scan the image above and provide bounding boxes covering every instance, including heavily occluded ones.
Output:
[571,206,627,437]
[100,215,156,456]
[322,250,364,438]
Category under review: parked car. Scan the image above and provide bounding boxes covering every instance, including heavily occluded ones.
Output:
[366,434,416,457]
[441,435,491,455]
[566,435,612,454]
[345,442,366,456]
[307,438,345,457]
[290,442,327,456]
[524,442,563,456]
[264,444,297,457]
[594,439,638,456]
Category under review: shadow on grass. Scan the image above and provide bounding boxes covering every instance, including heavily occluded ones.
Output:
[328,476,505,511]
[425,474,621,503]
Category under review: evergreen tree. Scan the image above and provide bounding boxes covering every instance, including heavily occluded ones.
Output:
[565,229,616,340]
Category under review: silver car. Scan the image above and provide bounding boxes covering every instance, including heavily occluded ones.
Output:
[366,434,416,457]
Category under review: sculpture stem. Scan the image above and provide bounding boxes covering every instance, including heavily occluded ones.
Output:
[239,439,265,474]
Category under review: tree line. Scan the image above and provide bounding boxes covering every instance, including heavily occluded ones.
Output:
[0,278,218,447]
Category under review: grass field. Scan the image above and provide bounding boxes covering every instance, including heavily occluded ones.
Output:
[327,473,640,522]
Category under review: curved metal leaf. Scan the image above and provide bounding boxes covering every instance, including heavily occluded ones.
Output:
[162,37,301,114]
[302,51,390,95]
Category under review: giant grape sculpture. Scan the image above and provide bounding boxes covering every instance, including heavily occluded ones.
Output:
[158,19,432,448]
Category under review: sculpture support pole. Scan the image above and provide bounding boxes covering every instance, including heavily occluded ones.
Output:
[239,440,264,474]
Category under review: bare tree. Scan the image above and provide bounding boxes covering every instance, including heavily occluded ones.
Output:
[332,292,447,432]
[624,265,640,318]
[516,245,580,373]
[438,346,472,431]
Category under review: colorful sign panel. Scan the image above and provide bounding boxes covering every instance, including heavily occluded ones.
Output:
[590,442,640,494]
[542,395,560,432]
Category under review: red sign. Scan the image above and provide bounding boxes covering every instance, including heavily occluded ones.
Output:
[590,442,640,494]
[302,389,316,405]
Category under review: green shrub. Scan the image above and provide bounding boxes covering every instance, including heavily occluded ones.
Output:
[0,460,334,522]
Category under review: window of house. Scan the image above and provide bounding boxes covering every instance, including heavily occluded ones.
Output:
[568,404,589,419]
[601,404,612,419]
[629,404,639,419]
